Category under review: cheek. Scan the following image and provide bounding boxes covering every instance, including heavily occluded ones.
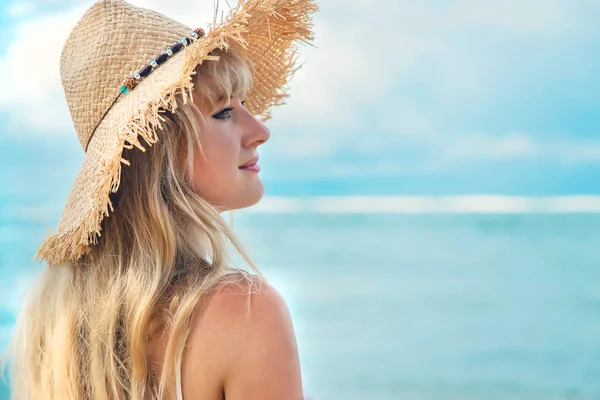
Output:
[190,128,239,198]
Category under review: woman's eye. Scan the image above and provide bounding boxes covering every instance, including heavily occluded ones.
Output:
[212,106,234,120]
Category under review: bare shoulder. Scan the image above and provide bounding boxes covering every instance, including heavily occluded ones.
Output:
[182,273,303,400]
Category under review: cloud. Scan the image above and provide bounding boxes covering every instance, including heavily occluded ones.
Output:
[265,130,600,180]
[444,133,537,160]
[0,6,86,135]
[128,0,219,28]
[1,0,593,135]
[1,0,599,175]
[545,141,600,164]
[6,2,35,18]
[449,0,580,33]
[264,0,600,164]
[431,132,600,168]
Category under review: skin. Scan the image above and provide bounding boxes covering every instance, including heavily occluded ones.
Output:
[181,279,304,400]
[146,278,304,400]
[158,90,304,399]
[187,93,271,212]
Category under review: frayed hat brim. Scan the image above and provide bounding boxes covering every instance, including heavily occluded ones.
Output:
[36,0,318,265]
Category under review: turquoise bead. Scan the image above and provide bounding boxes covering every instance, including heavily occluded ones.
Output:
[120,85,129,94]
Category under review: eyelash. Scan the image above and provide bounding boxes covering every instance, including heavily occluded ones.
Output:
[212,100,246,120]
[212,107,233,120]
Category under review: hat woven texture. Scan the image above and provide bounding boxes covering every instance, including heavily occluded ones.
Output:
[36,0,317,265]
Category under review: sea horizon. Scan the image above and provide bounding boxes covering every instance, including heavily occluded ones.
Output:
[238,195,600,214]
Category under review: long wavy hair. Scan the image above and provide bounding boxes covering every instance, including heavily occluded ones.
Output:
[2,46,267,399]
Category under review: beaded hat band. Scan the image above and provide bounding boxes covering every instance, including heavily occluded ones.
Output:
[120,28,206,95]
[35,0,317,265]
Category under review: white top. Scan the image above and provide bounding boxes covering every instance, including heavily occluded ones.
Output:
[176,358,184,400]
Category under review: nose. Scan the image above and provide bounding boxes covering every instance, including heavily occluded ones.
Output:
[242,112,271,148]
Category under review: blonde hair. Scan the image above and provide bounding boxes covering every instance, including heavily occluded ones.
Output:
[2,46,268,399]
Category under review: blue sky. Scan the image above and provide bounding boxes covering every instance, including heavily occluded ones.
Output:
[1,0,600,196]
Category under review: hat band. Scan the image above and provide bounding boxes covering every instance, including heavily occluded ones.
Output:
[119,27,205,95]
[84,27,206,152]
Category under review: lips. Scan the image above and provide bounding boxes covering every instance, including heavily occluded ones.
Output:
[239,163,261,172]
[239,156,259,168]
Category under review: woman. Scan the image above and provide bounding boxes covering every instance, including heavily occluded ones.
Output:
[2,0,317,398]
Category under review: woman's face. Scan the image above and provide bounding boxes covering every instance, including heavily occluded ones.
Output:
[186,92,271,212]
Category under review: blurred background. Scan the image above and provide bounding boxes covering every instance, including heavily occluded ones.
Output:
[2,0,600,399]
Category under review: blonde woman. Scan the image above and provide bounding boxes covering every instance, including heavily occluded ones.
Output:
[2,0,317,398]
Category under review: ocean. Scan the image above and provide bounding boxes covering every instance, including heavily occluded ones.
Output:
[1,196,600,399]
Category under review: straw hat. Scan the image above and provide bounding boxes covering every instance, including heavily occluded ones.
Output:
[35,0,317,265]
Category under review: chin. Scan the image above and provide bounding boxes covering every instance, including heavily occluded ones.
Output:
[238,192,264,210]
